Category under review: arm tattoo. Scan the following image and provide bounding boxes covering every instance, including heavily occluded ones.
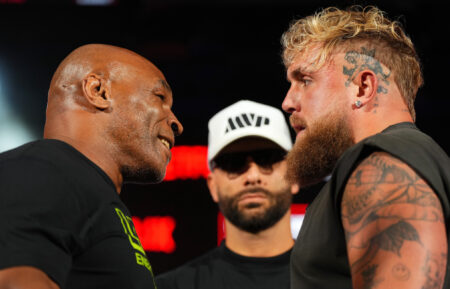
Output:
[341,152,447,288]
[392,263,410,281]
[343,47,391,94]
[350,220,421,274]
[362,264,384,289]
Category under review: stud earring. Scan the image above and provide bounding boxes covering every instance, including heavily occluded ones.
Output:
[355,100,362,108]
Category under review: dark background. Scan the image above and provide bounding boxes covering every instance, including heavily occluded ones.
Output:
[0,0,446,275]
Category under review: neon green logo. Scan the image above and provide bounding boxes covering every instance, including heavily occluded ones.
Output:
[115,208,153,274]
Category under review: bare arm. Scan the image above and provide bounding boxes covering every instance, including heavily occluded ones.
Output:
[0,267,60,289]
[341,152,447,289]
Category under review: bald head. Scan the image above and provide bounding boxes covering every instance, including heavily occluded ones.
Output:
[44,43,183,189]
[48,44,165,107]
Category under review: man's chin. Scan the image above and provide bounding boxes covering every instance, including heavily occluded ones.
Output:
[122,165,166,184]
[239,206,269,219]
[244,204,263,209]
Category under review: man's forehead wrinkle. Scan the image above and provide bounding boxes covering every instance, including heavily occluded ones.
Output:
[287,62,313,80]
[288,52,339,79]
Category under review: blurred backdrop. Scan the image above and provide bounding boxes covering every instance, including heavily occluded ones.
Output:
[0,0,447,275]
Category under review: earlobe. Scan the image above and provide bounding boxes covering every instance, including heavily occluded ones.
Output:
[82,74,111,110]
[291,183,300,195]
[353,70,377,108]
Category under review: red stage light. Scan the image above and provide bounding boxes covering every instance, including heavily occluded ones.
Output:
[164,146,209,181]
[133,216,176,253]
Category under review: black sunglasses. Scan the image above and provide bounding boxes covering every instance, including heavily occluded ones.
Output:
[211,149,287,174]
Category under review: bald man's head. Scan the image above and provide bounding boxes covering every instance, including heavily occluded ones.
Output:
[44,43,182,186]
[48,44,165,110]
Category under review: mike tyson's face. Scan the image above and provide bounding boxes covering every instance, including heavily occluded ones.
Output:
[107,59,183,184]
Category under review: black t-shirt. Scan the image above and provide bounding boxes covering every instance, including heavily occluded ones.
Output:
[291,122,450,289]
[0,139,156,289]
[156,241,291,289]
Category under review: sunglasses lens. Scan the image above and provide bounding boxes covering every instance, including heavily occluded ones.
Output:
[212,149,286,173]
[252,150,286,170]
[213,153,247,173]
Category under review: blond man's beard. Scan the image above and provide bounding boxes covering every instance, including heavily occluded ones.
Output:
[285,112,354,187]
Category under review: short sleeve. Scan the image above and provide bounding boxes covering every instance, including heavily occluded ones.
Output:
[0,157,84,287]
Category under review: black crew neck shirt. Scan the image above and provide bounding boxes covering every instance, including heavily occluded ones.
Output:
[156,241,291,289]
[0,139,156,289]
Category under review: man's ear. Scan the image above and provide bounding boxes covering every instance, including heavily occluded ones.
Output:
[353,70,378,108]
[291,183,300,195]
[82,74,111,110]
[207,173,219,203]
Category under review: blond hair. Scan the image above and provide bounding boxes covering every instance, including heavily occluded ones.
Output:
[281,6,422,120]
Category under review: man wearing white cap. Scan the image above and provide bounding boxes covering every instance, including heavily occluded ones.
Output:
[156,100,299,289]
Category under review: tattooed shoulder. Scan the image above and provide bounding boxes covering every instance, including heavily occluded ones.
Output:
[342,151,443,223]
[341,151,447,289]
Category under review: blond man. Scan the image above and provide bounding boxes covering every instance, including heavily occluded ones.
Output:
[281,6,449,289]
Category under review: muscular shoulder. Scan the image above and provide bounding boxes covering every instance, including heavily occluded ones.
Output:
[1,140,70,178]
[341,151,442,220]
[0,141,87,218]
[341,152,447,288]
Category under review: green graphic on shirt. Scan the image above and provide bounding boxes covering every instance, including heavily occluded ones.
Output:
[136,252,152,271]
[115,208,153,275]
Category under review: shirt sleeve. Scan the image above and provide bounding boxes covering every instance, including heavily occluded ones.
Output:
[0,158,84,287]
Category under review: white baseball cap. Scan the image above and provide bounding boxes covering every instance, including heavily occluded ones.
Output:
[207,100,292,168]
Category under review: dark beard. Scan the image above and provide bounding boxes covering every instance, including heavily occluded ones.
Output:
[122,165,165,184]
[285,112,353,187]
[218,187,292,234]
